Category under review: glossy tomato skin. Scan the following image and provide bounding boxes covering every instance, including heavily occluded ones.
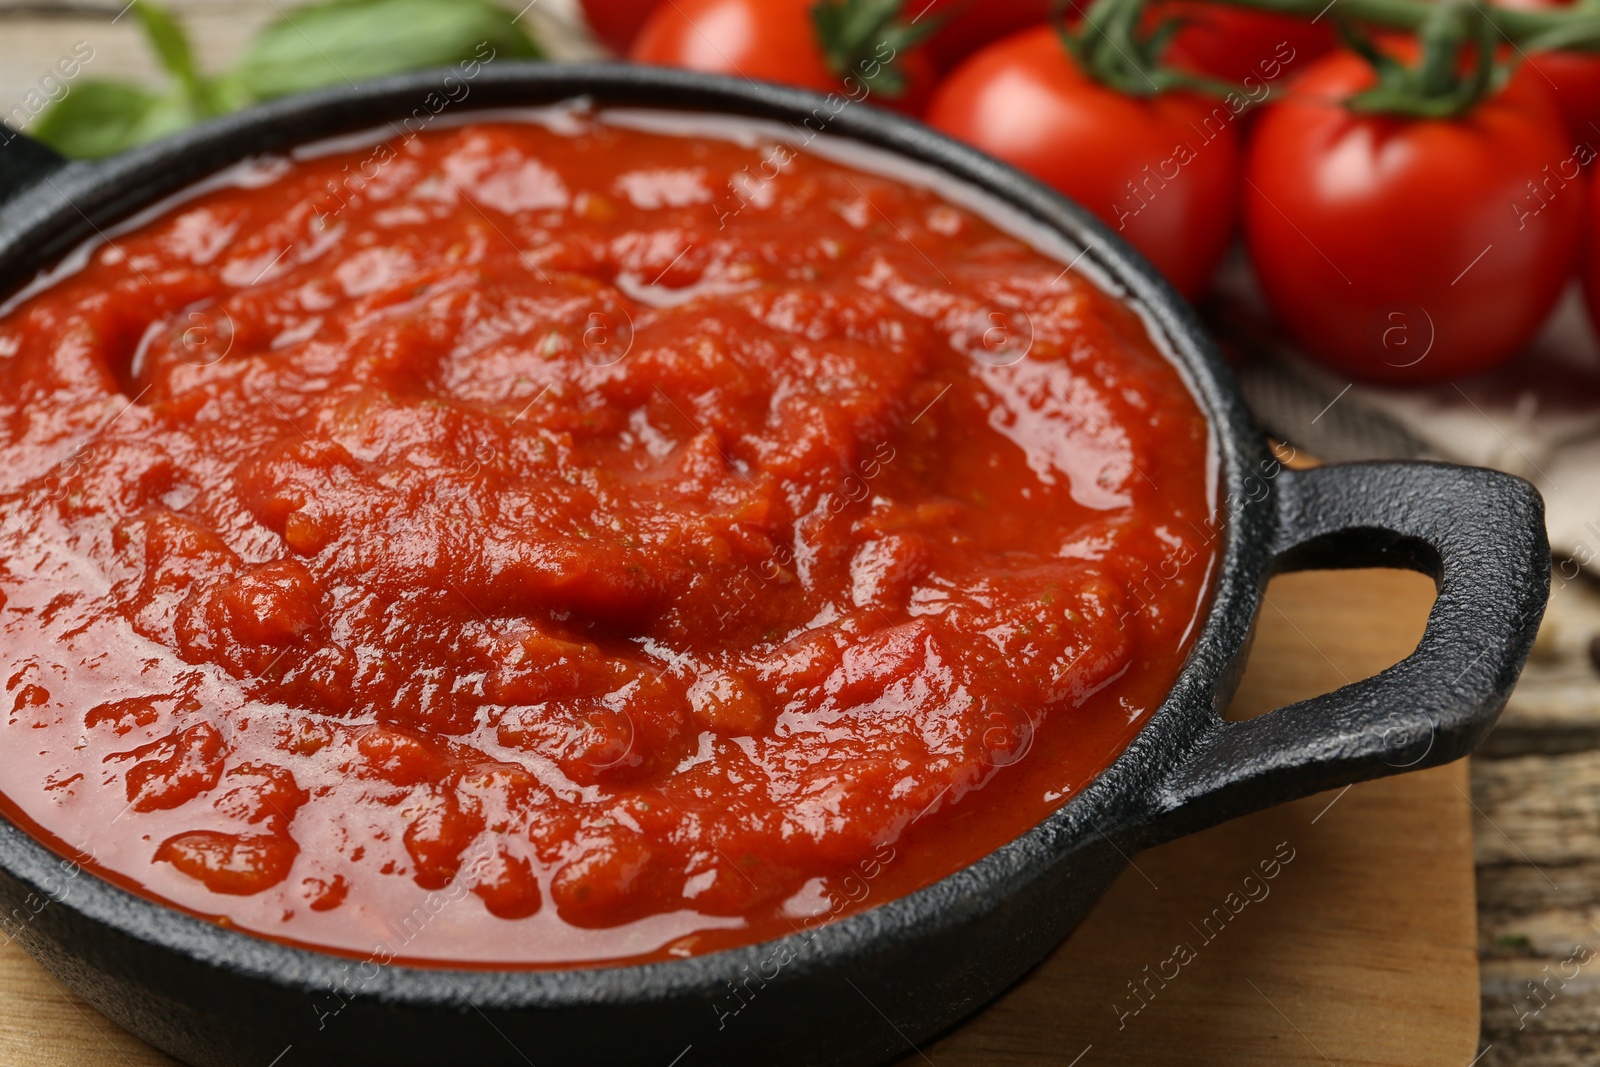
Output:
[1496,0,1600,142]
[1244,49,1584,383]
[1154,1,1336,84]
[630,0,935,112]
[926,25,1241,298]
[580,0,661,55]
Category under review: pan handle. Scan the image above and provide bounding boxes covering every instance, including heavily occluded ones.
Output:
[1,130,69,209]
[1139,460,1549,844]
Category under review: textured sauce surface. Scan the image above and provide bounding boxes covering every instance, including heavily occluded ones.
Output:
[0,114,1214,966]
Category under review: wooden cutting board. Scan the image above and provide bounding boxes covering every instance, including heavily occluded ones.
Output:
[0,567,1478,1065]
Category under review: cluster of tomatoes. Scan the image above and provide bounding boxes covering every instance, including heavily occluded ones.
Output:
[579,0,1600,384]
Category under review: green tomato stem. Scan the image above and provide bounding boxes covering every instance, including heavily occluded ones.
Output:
[1211,0,1600,52]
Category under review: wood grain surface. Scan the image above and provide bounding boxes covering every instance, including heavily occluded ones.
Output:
[1476,572,1600,1067]
[0,567,1480,1066]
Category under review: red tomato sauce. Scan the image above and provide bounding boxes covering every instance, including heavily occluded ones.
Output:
[0,111,1214,966]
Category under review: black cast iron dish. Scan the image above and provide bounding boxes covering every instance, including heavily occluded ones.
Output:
[0,64,1550,1067]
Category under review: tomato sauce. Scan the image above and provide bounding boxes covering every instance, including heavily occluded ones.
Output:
[0,110,1214,966]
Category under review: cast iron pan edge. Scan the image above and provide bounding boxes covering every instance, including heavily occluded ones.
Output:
[0,64,1551,1067]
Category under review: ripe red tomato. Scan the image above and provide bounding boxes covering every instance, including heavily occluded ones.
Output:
[1153,1,1336,84]
[916,0,1053,70]
[925,25,1242,298]
[579,0,661,55]
[630,0,936,113]
[1244,46,1584,383]
[1495,0,1600,142]
[915,0,1332,80]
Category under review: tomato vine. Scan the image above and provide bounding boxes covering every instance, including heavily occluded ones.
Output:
[1064,0,1600,115]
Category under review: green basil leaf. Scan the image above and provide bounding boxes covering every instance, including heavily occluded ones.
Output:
[29,80,193,160]
[133,0,207,108]
[233,0,542,101]
[205,70,257,116]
